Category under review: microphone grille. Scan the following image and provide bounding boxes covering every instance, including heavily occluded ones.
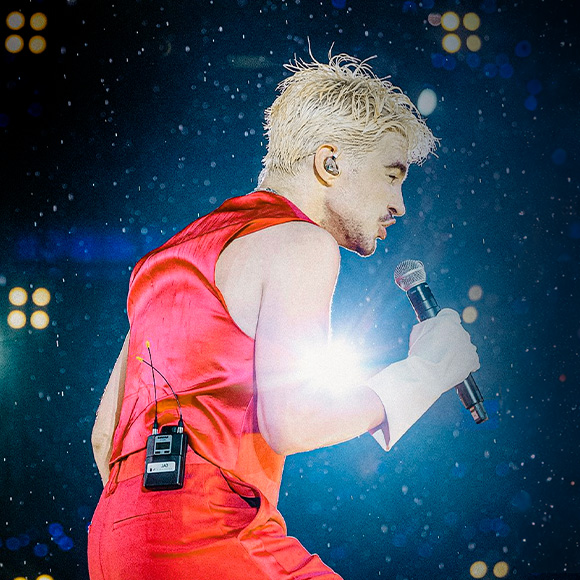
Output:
[394,259,426,291]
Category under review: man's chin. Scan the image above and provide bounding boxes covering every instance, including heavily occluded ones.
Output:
[343,238,377,258]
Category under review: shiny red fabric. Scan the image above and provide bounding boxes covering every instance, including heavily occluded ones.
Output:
[88,191,343,579]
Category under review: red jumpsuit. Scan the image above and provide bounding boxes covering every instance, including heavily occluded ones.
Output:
[88,190,343,579]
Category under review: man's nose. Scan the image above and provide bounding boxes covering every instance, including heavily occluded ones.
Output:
[389,187,406,217]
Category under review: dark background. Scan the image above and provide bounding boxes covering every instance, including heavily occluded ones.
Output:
[1,0,578,579]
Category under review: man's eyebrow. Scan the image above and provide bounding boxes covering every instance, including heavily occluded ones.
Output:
[384,162,408,177]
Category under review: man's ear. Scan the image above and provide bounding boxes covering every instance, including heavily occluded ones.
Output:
[314,144,340,186]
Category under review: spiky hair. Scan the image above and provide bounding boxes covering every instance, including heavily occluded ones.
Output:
[262,52,438,175]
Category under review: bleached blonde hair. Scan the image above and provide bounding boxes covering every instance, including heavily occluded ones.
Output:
[262,52,438,176]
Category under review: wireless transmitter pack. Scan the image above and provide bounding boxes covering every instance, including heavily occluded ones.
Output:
[137,342,188,491]
[144,423,188,490]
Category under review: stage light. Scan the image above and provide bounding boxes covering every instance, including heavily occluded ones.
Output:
[441,11,460,31]
[9,287,28,306]
[442,33,461,54]
[466,35,482,52]
[6,11,25,30]
[30,310,50,329]
[5,34,24,53]
[468,285,483,301]
[427,12,441,26]
[296,338,363,394]
[470,561,488,578]
[36,575,54,580]
[8,310,26,329]
[493,561,509,578]
[417,88,437,116]
[29,35,46,54]
[30,12,47,31]
[462,306,478,324]
[463,12,481,31]
[32,287,51,306]
[14,577,27,580]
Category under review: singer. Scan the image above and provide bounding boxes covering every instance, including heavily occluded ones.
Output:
[88,53,480,579]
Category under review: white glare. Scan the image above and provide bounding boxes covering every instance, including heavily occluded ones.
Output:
[417,88,438,116]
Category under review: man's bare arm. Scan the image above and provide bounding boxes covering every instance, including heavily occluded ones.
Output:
[92,332,130,484]
[254,223,386,455]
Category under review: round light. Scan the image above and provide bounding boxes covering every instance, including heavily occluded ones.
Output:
[36,575,55,580]
[6,11,25,30]
[417,88,438,116]
[462,306,478,324]
[470,561,488,579]
[442,33,461,54]
[9,287,28,306]
[5,35,24,54]
[467,35,482,52]
[30,310,50,330]
[8,310,26,329]
[464,12,481,31]
[29,35,47,54]
[493,561,510,578]
[441,11,460,31]
[32,287,51,306]
[30,12,48,31]
[428,12,441,26]
[468,285,483,301]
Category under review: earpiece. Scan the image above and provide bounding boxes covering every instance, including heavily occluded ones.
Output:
[324,156,340,176]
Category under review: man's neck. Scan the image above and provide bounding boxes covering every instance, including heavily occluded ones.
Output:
[258,174,325,226]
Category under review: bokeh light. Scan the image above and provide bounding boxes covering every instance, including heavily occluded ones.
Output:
[30,12,48,31]
[36,575,54,580]
[462,306,478,324]
[466,35,482,52]
[441,11,460,31]
[29,35,47,54]
[470,561,488,578]
[427,12,441,26]
[442,33,461,54]
[463,12,481,31]
[417,88,437,116]
[31,310,50,329]
[6,11,25,30]
[32,287,51,306]
[8,310,26,329]
[468,285,483,301]
[493,561,510,578]
[5,34,24,54]
[9,287,28,306]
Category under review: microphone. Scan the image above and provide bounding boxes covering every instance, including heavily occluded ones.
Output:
[394,259,488,424]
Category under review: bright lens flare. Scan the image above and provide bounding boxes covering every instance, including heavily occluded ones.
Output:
[5,35,24,54]
[6,11,25,30]
[493,561,510,578]
[30,12,48,31]
[442,33,461,53]
[470,561,488,579]
[9,287,28,306]
[32,287,51,306]
[463,12,481,31]
[8,310,26,329]
[31,310,50,330]
[296,339,364,394]
[29,35,47,54]
[441,11,460,31]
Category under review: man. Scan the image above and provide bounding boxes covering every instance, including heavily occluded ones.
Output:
[88,53,479,579]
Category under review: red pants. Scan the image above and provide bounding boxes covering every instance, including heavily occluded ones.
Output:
[88,450,342,579]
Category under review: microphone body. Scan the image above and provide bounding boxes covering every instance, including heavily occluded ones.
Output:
[396,262,488,424]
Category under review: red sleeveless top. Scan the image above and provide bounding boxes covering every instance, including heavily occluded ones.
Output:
[109,191,316,507]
